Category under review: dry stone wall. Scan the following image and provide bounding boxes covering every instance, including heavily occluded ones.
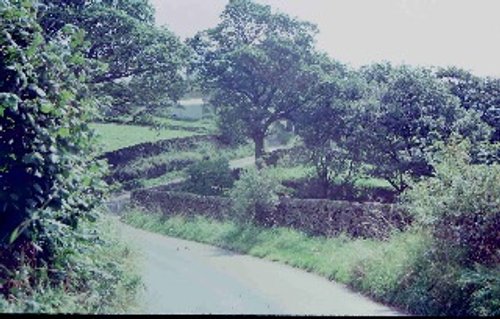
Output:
[100,134,222,167]
[131,188,411,240]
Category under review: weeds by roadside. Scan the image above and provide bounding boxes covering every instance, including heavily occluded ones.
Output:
[122,205,499,316]
[122,209,423,315]
[0,214,141,314]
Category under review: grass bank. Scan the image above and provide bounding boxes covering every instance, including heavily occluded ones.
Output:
[90,123,200,153]
[122,208,500,316]
[0,215,142,314]
[122,209,430,315]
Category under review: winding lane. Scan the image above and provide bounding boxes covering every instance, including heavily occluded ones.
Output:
[117,221,404,315]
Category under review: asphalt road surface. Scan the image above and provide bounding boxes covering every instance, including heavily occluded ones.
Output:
[118,221,404,315]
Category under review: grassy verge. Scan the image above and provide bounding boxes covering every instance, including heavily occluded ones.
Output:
[266,164,315,182]
[90,123,200,153]
[139,170,186,189]
[122,208,430,315]
[354,177,393,189]
[0,214,142,314]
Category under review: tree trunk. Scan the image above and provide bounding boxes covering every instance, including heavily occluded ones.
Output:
[254,133,265,161]
[316,165,329,199]
[320,174,330,198]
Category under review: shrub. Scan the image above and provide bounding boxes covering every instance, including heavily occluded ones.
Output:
[402,139,499,266]
[184,157,234,196]
[0,0,107,284]
[400,138,500,316]
[228,168,285,224]
[0,215,141,313]
[458,265,500,316]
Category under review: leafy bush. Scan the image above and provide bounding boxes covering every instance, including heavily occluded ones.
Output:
[0,2,142,312]
[400,138,500,316]
[0,0,107,277]
[403,139,499,266]
[184,157,235,196]
[228,168,285,224]
[459,265,500,316]
[0,215,141,313]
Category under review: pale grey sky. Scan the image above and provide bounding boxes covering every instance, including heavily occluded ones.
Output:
[150,0,500,77]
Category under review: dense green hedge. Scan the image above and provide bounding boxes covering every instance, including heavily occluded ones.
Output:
[1,0,106,269]
[0,1,139,312]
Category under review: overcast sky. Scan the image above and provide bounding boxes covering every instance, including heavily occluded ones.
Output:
[150,0,500,77]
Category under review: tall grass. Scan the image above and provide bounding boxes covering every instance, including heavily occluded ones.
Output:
[266,165,315,182]
[0,215,142,314]
[124,207,500,316]
[123,209,429,314]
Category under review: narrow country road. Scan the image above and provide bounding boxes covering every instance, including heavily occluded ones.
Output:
[117,221,404,315]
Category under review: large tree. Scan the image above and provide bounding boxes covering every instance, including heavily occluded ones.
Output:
[292,65,369,197]
[38,0,190,118]
[436,67,500,143]
[360,63,490,192]
[188,0,329,159]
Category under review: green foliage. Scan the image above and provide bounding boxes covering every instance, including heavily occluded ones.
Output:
[116,150,201,178]
[0,2,141,312]
[459,265,500,316]
[39,0,190,118]
[0,215,141,313]
[192,140,254,162]
[107,139,254,192]
[436,66,500,143]
[293,68,369,196]
[189,0,330,159]
[185,157,235,196]
[266,165,315,182]
[402,138,499,266]
[216,112,248,146]
[396,138,500,316]
[228,167,285,224]
[125,207,500,316]
[0,0,106,270]
[360,63,490,192]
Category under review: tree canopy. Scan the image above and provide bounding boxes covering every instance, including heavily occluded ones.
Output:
[38,0,190,118]
[360,64,490,192]
[189,0,330,159]
[292,65,369,197]
[436,67,500,143]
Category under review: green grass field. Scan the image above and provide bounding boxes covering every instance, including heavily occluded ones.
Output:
[158,118,217,132]
[90,123,200,153]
